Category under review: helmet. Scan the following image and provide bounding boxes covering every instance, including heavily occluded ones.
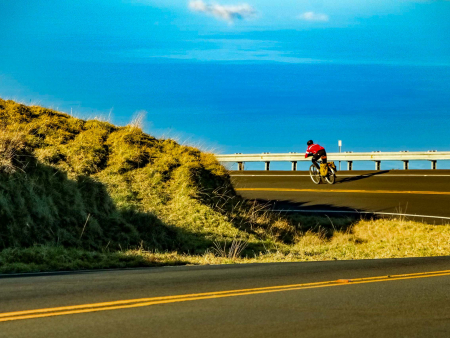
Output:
[307,140,313,146]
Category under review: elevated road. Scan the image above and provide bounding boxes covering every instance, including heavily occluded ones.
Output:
[2,257,450,337]
[230,170,450,223]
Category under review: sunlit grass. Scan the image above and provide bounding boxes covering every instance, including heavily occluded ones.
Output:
[3,218,450,273]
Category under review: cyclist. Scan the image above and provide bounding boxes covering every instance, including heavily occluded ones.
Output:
[305,140,327,170]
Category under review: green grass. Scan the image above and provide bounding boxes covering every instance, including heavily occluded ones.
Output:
[0,246,189,274]
[2,217,449,273]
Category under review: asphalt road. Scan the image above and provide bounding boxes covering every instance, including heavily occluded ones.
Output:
[230,170,450,223]
[2,257,450,338]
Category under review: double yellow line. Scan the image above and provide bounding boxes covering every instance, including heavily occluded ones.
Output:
[235,188,450,195]
[1,269,450,322]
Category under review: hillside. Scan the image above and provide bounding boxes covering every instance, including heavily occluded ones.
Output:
[0,99,302,255]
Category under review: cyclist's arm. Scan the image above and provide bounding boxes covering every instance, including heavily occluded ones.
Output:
[305,145,312,158]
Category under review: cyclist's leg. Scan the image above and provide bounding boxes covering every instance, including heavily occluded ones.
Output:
[318,149,327,164]
[311,154,320,169]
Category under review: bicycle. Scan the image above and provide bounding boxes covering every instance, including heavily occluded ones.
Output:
[309,160,336,185]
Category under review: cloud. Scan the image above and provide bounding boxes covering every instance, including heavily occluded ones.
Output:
[189,0,256,22]
[298,11,329,22]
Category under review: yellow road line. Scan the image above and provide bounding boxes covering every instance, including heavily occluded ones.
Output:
[235,188,450,195]
[0,280,338,319]
[1,269,450,322]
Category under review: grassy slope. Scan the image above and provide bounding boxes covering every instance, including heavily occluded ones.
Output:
[0,99,301,254]
[0,99,448,273]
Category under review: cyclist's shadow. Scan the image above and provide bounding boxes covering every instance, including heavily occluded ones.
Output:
[336,170,390,184]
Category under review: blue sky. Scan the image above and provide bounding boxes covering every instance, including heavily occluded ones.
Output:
[1,0,449,169]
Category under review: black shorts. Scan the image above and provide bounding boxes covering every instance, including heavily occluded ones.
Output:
[312,149,327,163]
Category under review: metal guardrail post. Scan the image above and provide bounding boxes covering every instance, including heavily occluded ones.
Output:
[264,161,270,171]
[403,160,409,170]
[238,162,244,171]
[375,161,381,171]
[431,160,437,170]
[347,161,353,171]
[291,161,297,171]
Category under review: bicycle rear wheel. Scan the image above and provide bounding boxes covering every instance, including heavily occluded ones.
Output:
[309,165,321,184]
[325,167,336,184]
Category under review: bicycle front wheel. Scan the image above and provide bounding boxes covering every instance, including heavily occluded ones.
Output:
[325,167,336,184]
[309,165,321,184]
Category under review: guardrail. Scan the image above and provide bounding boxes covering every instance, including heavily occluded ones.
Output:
[215,151,450,171]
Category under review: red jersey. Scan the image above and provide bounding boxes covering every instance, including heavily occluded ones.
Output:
[305,144,324,158]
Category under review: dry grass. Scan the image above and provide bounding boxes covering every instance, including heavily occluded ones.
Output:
[212,238,248,259]
[147,217,450,264]
[260,218,450,262]
[0,129,26,173]
[126,217,450,266]
[2,217,450,273]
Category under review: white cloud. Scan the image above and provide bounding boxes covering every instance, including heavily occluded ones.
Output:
[298,12,329,22]
[189,0,256,22]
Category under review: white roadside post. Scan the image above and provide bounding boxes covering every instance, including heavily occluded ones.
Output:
[338,140,342,171]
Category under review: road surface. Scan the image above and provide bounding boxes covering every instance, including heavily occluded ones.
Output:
[1,257,450,337]
[230,170,450,223]
[2,170,450,337]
